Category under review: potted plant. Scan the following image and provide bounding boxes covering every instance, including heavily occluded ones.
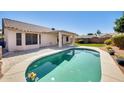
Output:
[108,49,115,55]
[106,46,115,55]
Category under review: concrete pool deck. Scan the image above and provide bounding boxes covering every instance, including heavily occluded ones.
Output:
[0,46,124,82]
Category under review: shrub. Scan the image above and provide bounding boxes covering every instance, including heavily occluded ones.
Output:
[104,38,112,45]
[106,46,112,50]
[112,34,124,49]
[116,54,124,59]
[77,40,84,44]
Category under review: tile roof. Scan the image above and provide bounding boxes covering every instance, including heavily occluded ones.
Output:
[3,18,77,35]
[3,18,51,33]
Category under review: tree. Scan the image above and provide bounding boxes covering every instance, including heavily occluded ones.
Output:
[96,30,101,35]
[87,33,94,35]
[114,13,124,33]
[51,28,55,30]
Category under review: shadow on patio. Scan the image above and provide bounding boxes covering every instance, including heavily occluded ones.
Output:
[3,45,75,58]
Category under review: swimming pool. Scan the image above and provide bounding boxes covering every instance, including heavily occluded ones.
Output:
[25,48,101,82]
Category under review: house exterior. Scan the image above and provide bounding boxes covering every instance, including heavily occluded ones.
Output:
[2,18,77,52]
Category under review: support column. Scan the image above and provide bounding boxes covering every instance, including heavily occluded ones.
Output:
[72,35,75,45]
[37,34,39,46]
[58,32,62,47]
[22,33,25,49]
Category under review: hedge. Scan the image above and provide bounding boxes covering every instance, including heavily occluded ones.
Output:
[112,34,124,48]
[104,38,112,45]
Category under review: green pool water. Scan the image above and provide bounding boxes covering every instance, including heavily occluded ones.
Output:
[25,48,101,82]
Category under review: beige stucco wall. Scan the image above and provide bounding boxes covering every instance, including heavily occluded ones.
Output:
[41,33,57,47]
[4,29,58,51]
[4,29,40,51]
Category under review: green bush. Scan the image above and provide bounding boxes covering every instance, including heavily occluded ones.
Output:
[106,46,112,50]
[112,34,124,49]
[104,39,112,45]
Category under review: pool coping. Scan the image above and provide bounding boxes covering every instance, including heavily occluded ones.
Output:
[86,47,124,82]
[1,46,124,82]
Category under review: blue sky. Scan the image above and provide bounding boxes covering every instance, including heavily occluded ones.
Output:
[0,11,122,35]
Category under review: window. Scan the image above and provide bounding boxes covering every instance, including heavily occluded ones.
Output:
[66,36,69,42]
[16,33,22,46]
[26,33,38,45]
[39,34,41,44]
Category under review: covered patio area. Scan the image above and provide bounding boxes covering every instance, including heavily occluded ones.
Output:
[42,30,76,48]
[57,30,76,47]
